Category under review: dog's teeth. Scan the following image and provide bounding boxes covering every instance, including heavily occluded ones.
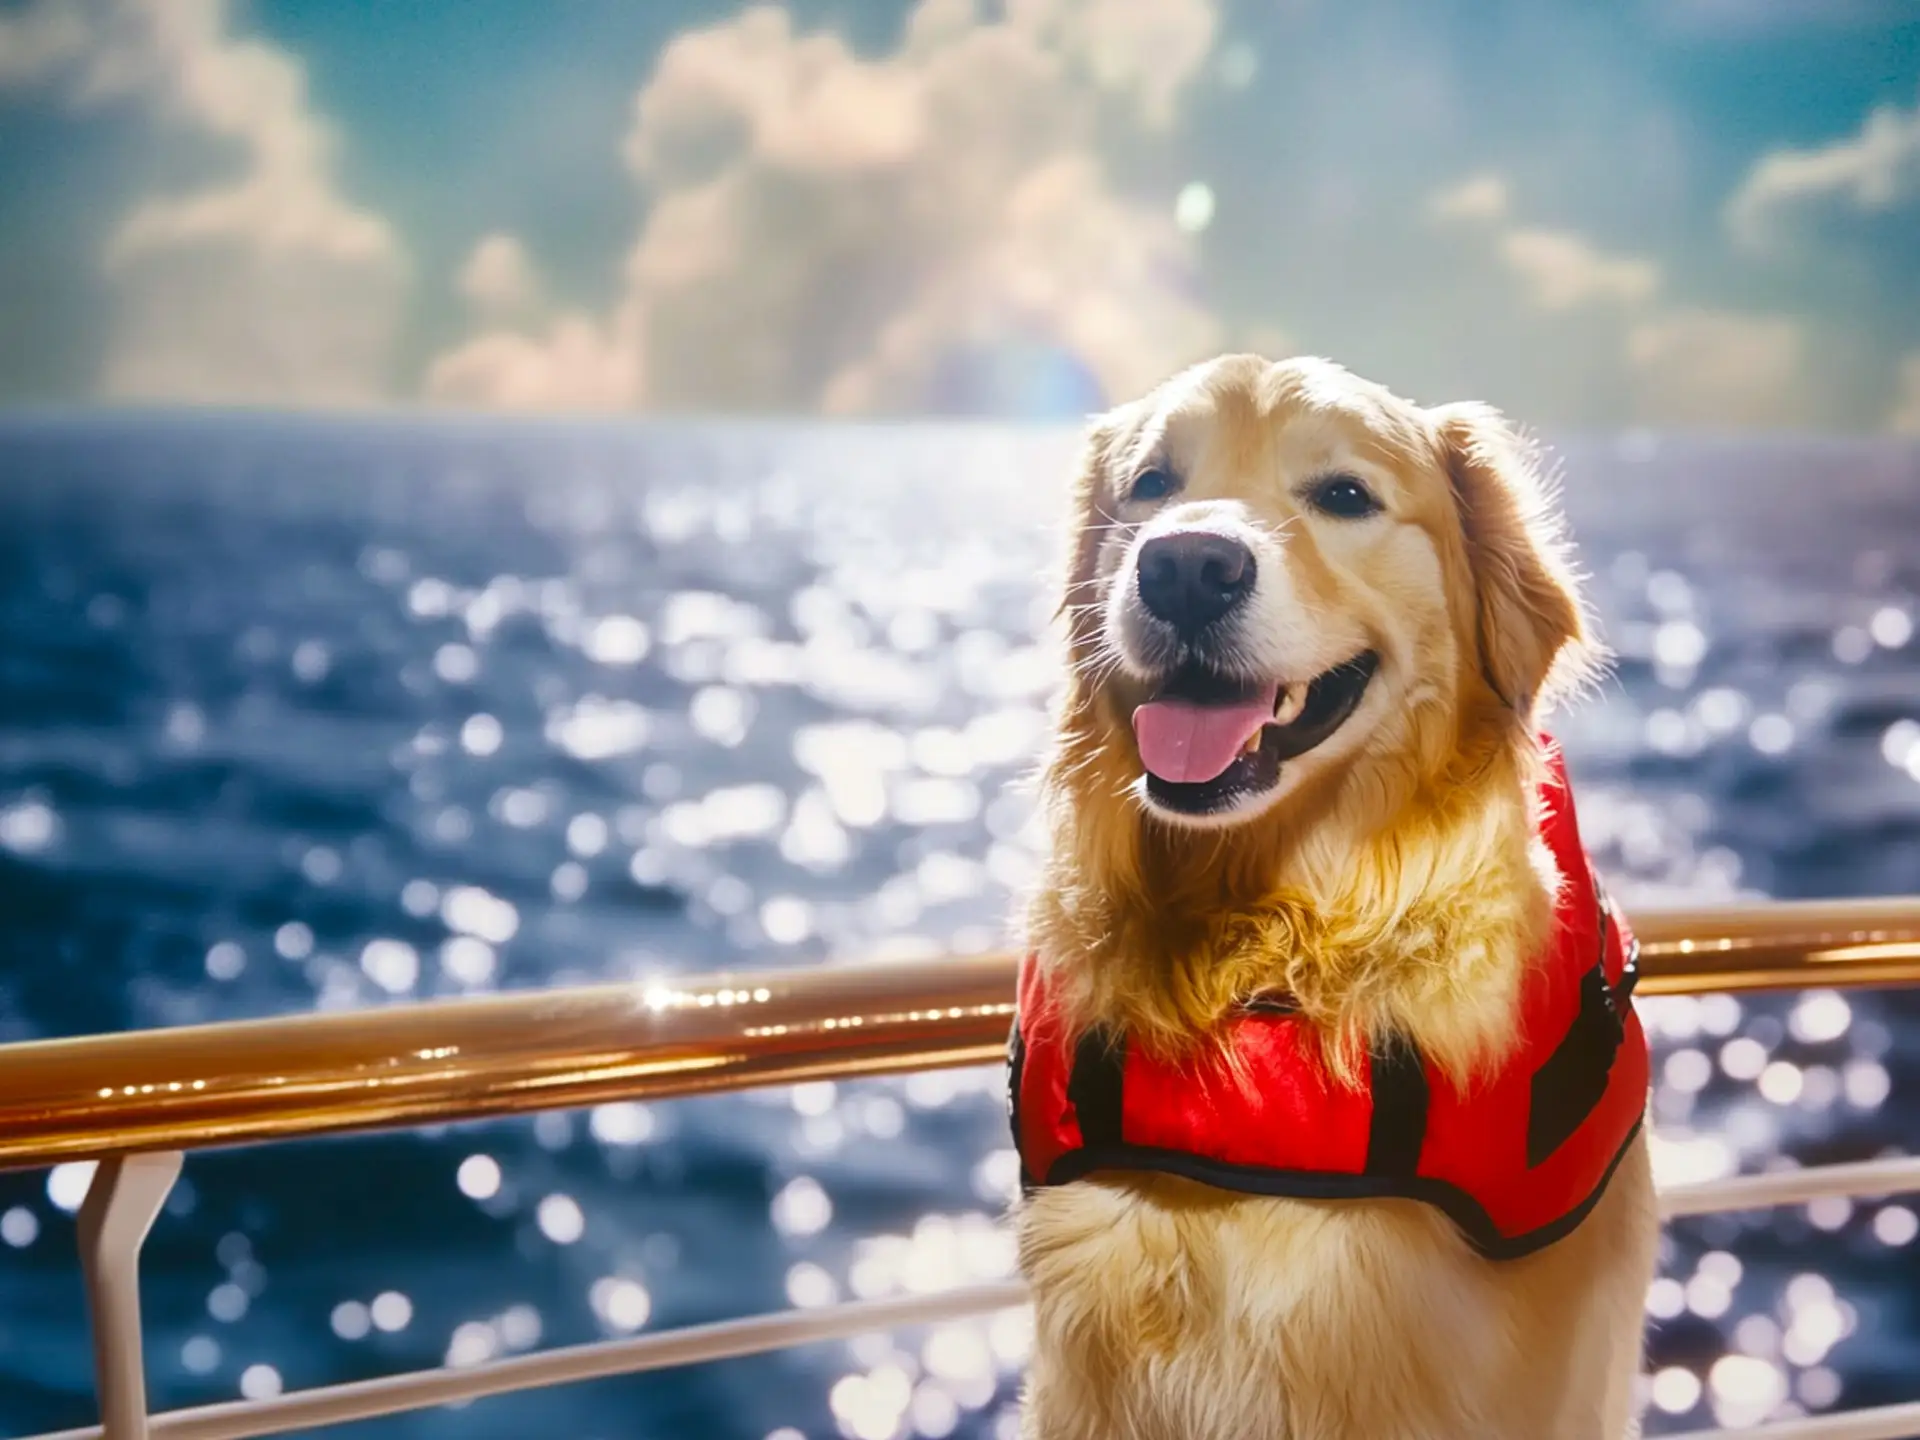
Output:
[1243,730,1263,755]
[1272,685,1306,726]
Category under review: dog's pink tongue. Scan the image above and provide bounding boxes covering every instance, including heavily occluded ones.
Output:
[1132,690,1279,785]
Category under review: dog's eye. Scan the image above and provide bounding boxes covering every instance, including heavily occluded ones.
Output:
[1128,468,1178,503]
[1308,474,1381,519]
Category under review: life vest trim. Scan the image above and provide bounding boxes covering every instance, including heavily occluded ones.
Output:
[1035,1116,1646,1261]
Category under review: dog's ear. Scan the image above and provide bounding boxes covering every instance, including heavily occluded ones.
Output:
[1431,402,1598,719]
[1057,411,1124,649]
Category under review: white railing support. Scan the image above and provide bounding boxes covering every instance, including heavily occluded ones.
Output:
[30,1280,1032,1440]
[1658,1156,1920,1220]
[76,1152,183,1440]
[1665,1401,1920,1440]
[22,1153,1919,1440]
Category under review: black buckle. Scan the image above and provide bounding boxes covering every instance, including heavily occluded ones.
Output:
[1614,935,1640,1007]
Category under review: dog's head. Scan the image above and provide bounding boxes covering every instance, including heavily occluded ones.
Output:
[1051,354,1596,857]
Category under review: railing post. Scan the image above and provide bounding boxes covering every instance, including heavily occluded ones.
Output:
[75,1152,183,1440]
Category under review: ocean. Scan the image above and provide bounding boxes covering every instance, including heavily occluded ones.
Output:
[0,415,1915,1438]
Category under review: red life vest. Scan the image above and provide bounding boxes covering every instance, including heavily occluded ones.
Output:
[1009,743,1648,1260]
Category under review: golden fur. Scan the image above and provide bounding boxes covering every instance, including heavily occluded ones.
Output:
[1016,355,1657,1439]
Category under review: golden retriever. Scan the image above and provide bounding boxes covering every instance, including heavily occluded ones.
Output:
[1013,354,1657,1439]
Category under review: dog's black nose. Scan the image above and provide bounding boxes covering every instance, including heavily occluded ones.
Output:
[1136,531,1256,634]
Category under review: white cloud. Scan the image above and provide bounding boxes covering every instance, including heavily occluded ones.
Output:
[1627,309,1806,427]
[1727,89,1920,251]
[457,234,543,324]
[817,153,1223,413]
[1498,227,1659,311]
[425,316,640,412]
[1889,354,1920,435]
[994,0,1219,127]
[427,0,1222,415]
[1428,173,1509,224]
[426,234,629,408]
[1428,172,1806,425]
[0,0,405,406]
[1432,175,1658,314]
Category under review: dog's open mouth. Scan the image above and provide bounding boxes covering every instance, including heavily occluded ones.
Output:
[1131,651,1379,815]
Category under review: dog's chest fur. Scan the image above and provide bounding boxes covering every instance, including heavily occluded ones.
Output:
[1016,1138,1656,1440]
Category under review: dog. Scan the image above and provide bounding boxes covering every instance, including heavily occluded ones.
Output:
[1010,354,1658,1439]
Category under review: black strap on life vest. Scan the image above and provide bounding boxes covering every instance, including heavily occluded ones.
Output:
[1365,1036,1431,1177]
[1526,880,1634,1167]
[1590,865,1640,1009]
[1066,1026,1127,1148]
[1007,1021,1034,1190]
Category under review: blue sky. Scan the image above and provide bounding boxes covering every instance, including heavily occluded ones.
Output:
[1,0,1917,428]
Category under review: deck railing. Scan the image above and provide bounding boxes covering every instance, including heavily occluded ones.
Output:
[4,896,1919,1440]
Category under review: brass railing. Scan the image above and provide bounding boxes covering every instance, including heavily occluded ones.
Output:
[4,897,1918,1171]
[3,895,1919,1440]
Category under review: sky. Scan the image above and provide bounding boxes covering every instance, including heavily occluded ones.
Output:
[0,0,1917,429]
